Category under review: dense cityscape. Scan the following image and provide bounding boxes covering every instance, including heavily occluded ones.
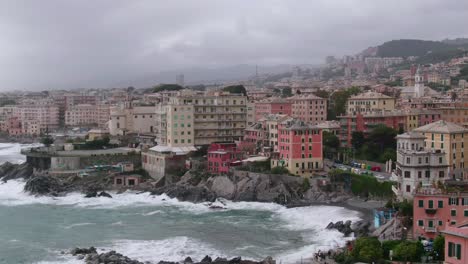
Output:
[1,1,468,264]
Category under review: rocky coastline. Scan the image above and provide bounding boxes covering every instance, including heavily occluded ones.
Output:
[69,247,276,264]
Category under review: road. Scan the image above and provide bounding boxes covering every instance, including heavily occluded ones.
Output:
[324,159,392,182]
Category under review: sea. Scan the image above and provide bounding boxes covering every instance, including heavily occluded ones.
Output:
[0,143,361,264]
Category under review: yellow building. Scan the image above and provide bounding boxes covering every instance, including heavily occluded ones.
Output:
[346,91,395,115]
[414,120,468,179]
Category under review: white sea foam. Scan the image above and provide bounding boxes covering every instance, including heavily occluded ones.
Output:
[141,210,163,216]
[63,222,96,229]
[108,236,226,263]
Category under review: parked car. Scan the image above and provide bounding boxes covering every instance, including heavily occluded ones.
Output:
[371,166,382,172]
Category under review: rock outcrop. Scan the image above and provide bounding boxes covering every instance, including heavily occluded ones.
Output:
[68,247,275,264]
[24,175,62,195]
[0,162,33,182]
[326,220,372,237]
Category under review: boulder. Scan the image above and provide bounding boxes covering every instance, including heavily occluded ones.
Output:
[24,175,62,195]
[84,191,98,198]
[98,191,112,198]
[70,247,97,256]
[208,176,236,199]
[184,257,193,263]
[201,255,212,263]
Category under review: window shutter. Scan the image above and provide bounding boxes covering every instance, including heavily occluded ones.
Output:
[456,244,461,259]
[448,242,453,257]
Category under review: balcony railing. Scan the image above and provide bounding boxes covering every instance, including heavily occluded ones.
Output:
[425,208,437,215]
[425,226,436,233]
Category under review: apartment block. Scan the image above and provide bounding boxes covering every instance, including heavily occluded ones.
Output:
[413,188,468,240]
[391,132,449,200]
[346,91,395,115]
[65,104,110,128]
[271,119,323,177]
[414,121,468,179]
[243,114,290,155]
[442,224,468,264]
[254,98,292,121]
[290,94,327,124]
[166,91,247,146]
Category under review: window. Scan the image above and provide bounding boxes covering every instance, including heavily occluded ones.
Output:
[438,200,443,208]
[465,210,468,217]
[428,200,434,209]
[449,197,459,205]
[418,220,423,226]
[406,157,410,164]
[451,209,457,216]
[404,171,411,178]
[438,220,443,226]
[418,200,424,208]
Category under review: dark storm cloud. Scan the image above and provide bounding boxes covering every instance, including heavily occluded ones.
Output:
[0,0,467,90]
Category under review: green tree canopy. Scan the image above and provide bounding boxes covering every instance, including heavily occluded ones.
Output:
[222,85,247,96]
[351,131,365,150]
[351,237,383,263]
[329,86,361,119]
[393,241,424,262]
[281,87,292,97]
[153,84,184,93]
[323,131,340,149]
[40,136,54,147]
[433,235,445,261]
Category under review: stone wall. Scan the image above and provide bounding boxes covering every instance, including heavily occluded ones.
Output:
[79,153,141,168]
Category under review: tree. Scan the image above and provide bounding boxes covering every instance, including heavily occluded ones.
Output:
[323,131,340,149]
[153,84,184,93]
[351,237,383,263]
[222,85,247,96]
[351,131,365,150]
[433,235,445,261]
[367,125,397,152]
[393,241,424,262]
[313,89,330,99]
[41,136,54,147]
[330,86,361,117]
[281,87,292,97]
[301,178,311,192]
[271,166,289,174]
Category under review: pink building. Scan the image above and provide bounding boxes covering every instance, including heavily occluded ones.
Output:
[272,119,323,177]
[289,94,327,124]
[413,187,468,240]
[442,223,468,264]
[207,142,243,174]
[254,98,292,121]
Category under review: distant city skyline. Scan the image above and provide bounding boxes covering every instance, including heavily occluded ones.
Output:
[0,0,467,90]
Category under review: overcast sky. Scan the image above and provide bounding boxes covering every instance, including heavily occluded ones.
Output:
[1,0,467,90]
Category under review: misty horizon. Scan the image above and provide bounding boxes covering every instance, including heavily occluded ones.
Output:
[1,0,468,90]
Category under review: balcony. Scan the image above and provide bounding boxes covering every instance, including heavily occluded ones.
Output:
[425,226,436,233]
[425,208,437,215]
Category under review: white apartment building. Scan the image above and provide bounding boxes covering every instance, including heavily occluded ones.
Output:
[392,132,449,200]
[169,91,247,145]
[346,91,395,115]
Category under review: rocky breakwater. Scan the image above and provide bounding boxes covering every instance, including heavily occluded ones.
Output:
[0,162,33,182]
[326,220,372,237]
[69,247,276,264]
[151,171,351,206]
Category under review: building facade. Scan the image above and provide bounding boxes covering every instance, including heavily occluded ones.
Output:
[414,121,468,179]
[392,132,449,200]
[290,94,327,124]
[272,119,323,177]
[346,91,395,115]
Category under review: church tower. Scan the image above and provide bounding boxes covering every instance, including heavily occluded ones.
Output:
[414,65,424,98]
